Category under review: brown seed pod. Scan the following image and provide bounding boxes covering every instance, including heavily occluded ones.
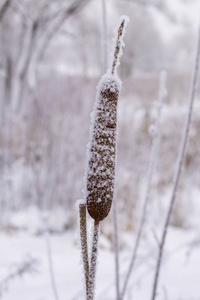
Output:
[86,76,120,221]
[86,16,129,222]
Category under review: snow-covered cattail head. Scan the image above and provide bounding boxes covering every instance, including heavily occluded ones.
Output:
[86,16,129,222]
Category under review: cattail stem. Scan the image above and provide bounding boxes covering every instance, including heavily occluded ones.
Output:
[151,24,200,300]
[85,15,129,300]
[111,18,126,75]
[102,0,108,72]
[113,197,120,300]
[88,220,100,300]
[79,203,90,299]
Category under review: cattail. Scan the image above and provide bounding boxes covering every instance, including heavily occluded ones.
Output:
[79,17,129,300]
[86,16,129,222]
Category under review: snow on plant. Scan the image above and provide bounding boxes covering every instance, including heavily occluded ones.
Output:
[79,16,129,300]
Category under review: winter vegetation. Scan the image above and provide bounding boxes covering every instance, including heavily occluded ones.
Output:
[1,0,200,299]
[80,16,129,300]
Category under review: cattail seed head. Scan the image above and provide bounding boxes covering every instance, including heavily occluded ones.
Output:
[85,16,129,222]
[86,75,121,221]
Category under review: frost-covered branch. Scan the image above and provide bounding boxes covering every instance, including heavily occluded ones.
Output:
[151,25,200,300]
[10,19,38,110]
[121,70,167,300]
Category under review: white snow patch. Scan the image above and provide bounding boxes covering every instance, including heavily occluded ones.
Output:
[3,206,72,234]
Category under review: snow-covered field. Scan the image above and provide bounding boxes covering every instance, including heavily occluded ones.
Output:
[1,226,200,300]
[1,1,200,300]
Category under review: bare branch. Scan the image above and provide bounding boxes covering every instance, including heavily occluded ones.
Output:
[0,0,11,22]
[37,0,90,62]
[10,1,30,25]
[28,0,91,87]
[11,19,39,110]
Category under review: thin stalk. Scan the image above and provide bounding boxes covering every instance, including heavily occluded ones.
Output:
[79,203,90,299]
[121,70,167,300]
[46,230,60,300]
[113,197,120,300]
[111,17,128,75]
[111,17,129,300]
[151,25,200,300]
[88,220,100,300]
[102,0,108,71]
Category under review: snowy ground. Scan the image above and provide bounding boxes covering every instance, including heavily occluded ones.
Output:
[0,226,200,300]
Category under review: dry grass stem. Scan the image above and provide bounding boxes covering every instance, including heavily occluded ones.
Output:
[121,70,167,300]
[151,25,200,300]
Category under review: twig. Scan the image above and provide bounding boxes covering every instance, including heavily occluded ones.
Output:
[151,24,200,300]
[121,70,167,300]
